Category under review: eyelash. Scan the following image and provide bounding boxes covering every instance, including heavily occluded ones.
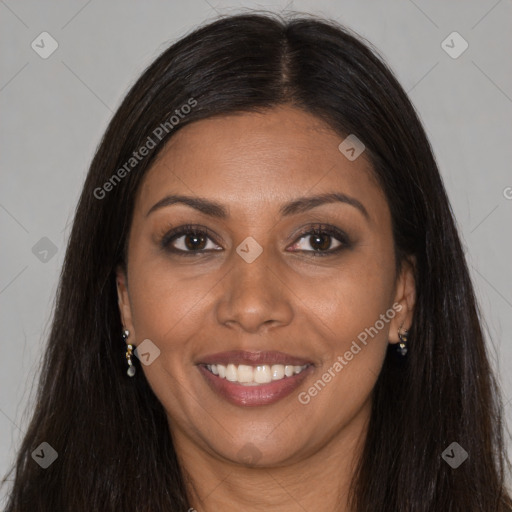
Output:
[160,223,351,258]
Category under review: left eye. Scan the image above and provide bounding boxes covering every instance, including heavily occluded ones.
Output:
[288,226,348,256]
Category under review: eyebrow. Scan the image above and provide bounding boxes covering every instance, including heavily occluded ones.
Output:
[146,192,369,220]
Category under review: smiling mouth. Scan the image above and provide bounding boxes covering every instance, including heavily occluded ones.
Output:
[197,350,314,406]
[203,363,310,386]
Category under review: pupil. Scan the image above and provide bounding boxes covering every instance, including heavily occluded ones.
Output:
[185,233,206,250]
[311,234,330,251]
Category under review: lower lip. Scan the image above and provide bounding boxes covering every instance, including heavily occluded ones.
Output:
[198,365,313,407]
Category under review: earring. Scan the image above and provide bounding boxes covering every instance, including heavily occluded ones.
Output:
[123,329,136,377]
[397,323,409,356]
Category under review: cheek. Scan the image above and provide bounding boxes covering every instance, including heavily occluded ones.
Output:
[294,260,395,424]
[125,265,212,415]
[302,251,396,346]
[125,225,218,341]
[297,252,396,407]
[128,267,211,346]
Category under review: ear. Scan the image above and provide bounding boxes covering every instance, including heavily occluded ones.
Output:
[388,256,416,344]
[116,265,136,341]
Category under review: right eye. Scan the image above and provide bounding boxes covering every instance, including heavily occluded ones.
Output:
[161,224,222,256]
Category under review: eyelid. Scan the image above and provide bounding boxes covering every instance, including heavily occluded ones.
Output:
[287,224,351,257]
[160,223,221,251]
[160,223,351,256]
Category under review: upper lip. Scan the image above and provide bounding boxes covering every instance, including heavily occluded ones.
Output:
[197,350,313,366]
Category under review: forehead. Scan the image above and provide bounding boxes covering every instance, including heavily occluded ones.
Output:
[135,106,387,222]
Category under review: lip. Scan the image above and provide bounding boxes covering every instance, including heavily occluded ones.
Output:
[198,365,313,407]
[197,350,315,407]
[197,350,313,367]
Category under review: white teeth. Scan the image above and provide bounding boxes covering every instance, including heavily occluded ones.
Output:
[237,364,254,383]
[271,364,285,380]
[284,365,294,377]
[254,365,272,384]
[225,363,238,382]
[205,363,308,385]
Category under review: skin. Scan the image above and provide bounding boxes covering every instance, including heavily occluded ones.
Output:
[117,105,415,511]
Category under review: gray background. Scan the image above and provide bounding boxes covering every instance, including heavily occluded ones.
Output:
[1,0,511,503]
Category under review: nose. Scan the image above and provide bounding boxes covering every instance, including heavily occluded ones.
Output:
[215,248,294,334]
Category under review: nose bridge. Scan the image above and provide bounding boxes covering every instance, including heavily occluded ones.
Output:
[231,240,278,307]
[233,246,274,297]
[215,237,293,332]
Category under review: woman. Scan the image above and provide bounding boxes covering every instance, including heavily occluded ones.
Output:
[2,12,511,511]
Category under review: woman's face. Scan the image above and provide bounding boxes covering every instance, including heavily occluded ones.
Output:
[117,105,415,467]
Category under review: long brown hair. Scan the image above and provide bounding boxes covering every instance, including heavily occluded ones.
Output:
[2,12,511,511]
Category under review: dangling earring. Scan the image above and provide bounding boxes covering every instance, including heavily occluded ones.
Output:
[397,323,409,356]
[123,329,136,377]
